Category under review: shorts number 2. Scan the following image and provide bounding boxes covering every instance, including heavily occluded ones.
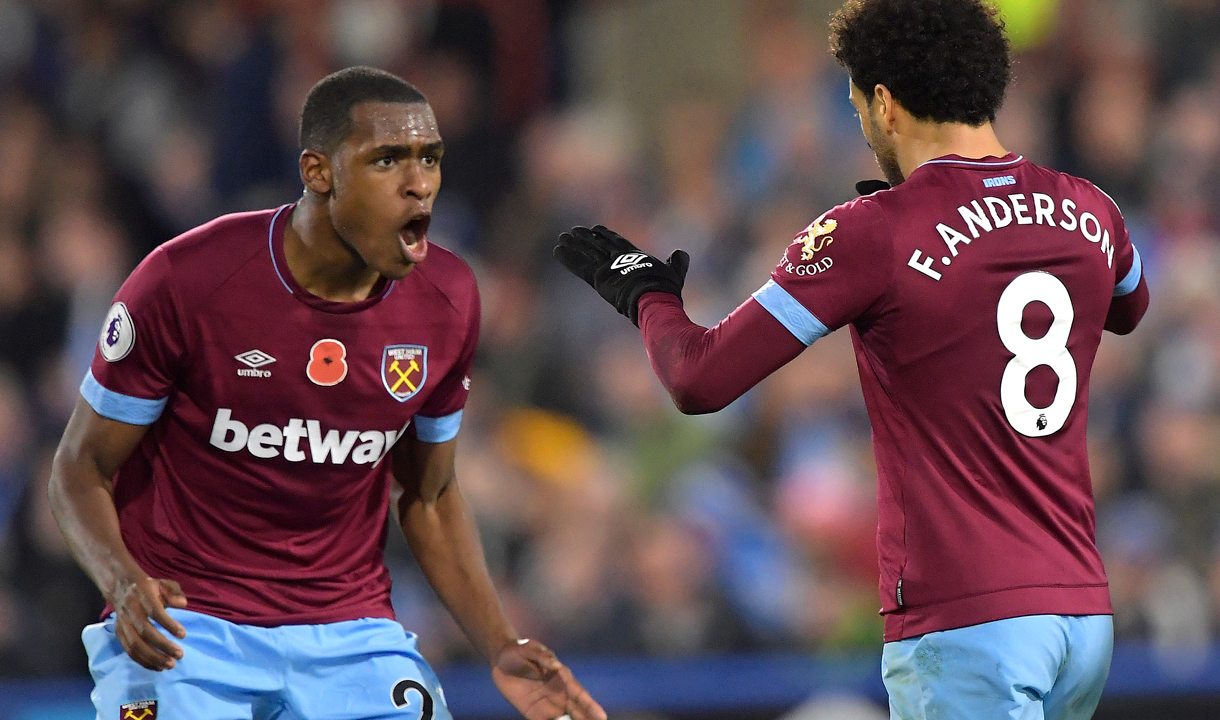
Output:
[392,679,434,720]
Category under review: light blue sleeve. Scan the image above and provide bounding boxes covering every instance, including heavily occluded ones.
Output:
[80,370,167,425]
[751,280,830,346]
[1113,245,1143,297]
[412,410,463,443]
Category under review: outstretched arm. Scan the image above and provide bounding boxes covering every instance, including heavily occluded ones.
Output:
[391,436,605,720]
[637,292,805,413]
[554,225,808,415]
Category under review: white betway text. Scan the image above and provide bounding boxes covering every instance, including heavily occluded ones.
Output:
[209,408,398,465]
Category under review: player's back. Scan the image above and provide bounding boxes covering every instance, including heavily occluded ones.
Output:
[847,155,1139,640]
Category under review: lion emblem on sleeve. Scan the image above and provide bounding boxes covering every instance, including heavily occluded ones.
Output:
[797,217,837,260]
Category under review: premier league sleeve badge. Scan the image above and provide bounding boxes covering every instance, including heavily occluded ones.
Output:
[99,302,135,362]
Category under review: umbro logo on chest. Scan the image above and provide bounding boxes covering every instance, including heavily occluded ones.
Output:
[235,349,276,377]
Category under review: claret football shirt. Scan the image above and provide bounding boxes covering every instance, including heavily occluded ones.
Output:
[84,205,480,626]
[753,154,1144,641]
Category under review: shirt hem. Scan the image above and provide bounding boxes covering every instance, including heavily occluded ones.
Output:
[101,600,396,628]
[882,583,1112,642]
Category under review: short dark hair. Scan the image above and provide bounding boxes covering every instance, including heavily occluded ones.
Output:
[829,0,1011,126]
[299,66,428,153]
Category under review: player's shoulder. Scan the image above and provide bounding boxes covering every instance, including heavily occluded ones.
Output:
[1015,160,1126,220]
[161,207,279,257]
[147,207,282,296]
[797,190,892,243]
[777,191,894,281]
[408,242,479,317]
[1053,168,1125,221]
[118,207,276,300]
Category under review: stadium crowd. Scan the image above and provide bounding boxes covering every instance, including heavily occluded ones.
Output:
[0,0,1217,681]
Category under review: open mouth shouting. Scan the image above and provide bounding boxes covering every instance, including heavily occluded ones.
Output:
[398,213,430,264]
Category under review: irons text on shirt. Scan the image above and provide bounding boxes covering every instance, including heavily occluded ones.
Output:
[908,192,1117,282]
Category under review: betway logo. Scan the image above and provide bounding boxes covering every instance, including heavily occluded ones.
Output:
[209,408,398,465]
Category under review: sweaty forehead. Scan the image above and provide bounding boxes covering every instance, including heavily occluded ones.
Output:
[347,101,440,146]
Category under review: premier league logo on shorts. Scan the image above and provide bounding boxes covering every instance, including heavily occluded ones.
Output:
[382,345,427,402]
[120,699,157,720]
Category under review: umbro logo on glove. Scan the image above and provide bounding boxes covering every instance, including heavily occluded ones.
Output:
[607,253,649,270]
[554,225,689,326]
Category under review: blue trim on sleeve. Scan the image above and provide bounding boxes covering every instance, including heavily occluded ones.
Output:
[751,280,829,346]
[1113,246,1143,297]
[80,370,167,425]
[413,410,463,443]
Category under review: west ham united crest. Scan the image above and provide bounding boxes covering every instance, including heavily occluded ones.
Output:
[382,345,427,402]
[120,700,157,720]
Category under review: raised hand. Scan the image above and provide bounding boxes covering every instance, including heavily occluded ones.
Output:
[554,225,689,326]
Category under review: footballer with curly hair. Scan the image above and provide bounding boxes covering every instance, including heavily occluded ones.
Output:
[556,1,1149,718]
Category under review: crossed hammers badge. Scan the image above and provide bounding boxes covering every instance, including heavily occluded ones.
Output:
[382,345,428,401]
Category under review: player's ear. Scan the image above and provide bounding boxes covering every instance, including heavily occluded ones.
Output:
[872,84,898,132]
[300,149,333,195]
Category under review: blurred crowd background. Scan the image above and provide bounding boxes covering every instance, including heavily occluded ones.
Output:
[0,0,1217,689]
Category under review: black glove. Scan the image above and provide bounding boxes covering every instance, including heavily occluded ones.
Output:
[856,179,890,196]
[554,225,689,326]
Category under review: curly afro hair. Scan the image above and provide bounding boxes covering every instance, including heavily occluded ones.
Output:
[829,0,1011,126]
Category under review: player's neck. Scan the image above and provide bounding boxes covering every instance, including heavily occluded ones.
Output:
[284,198,383,303]
[897,121,1009,179]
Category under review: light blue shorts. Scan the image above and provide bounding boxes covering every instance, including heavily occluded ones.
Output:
[882,614,1112,720]
[82,609,452,720]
